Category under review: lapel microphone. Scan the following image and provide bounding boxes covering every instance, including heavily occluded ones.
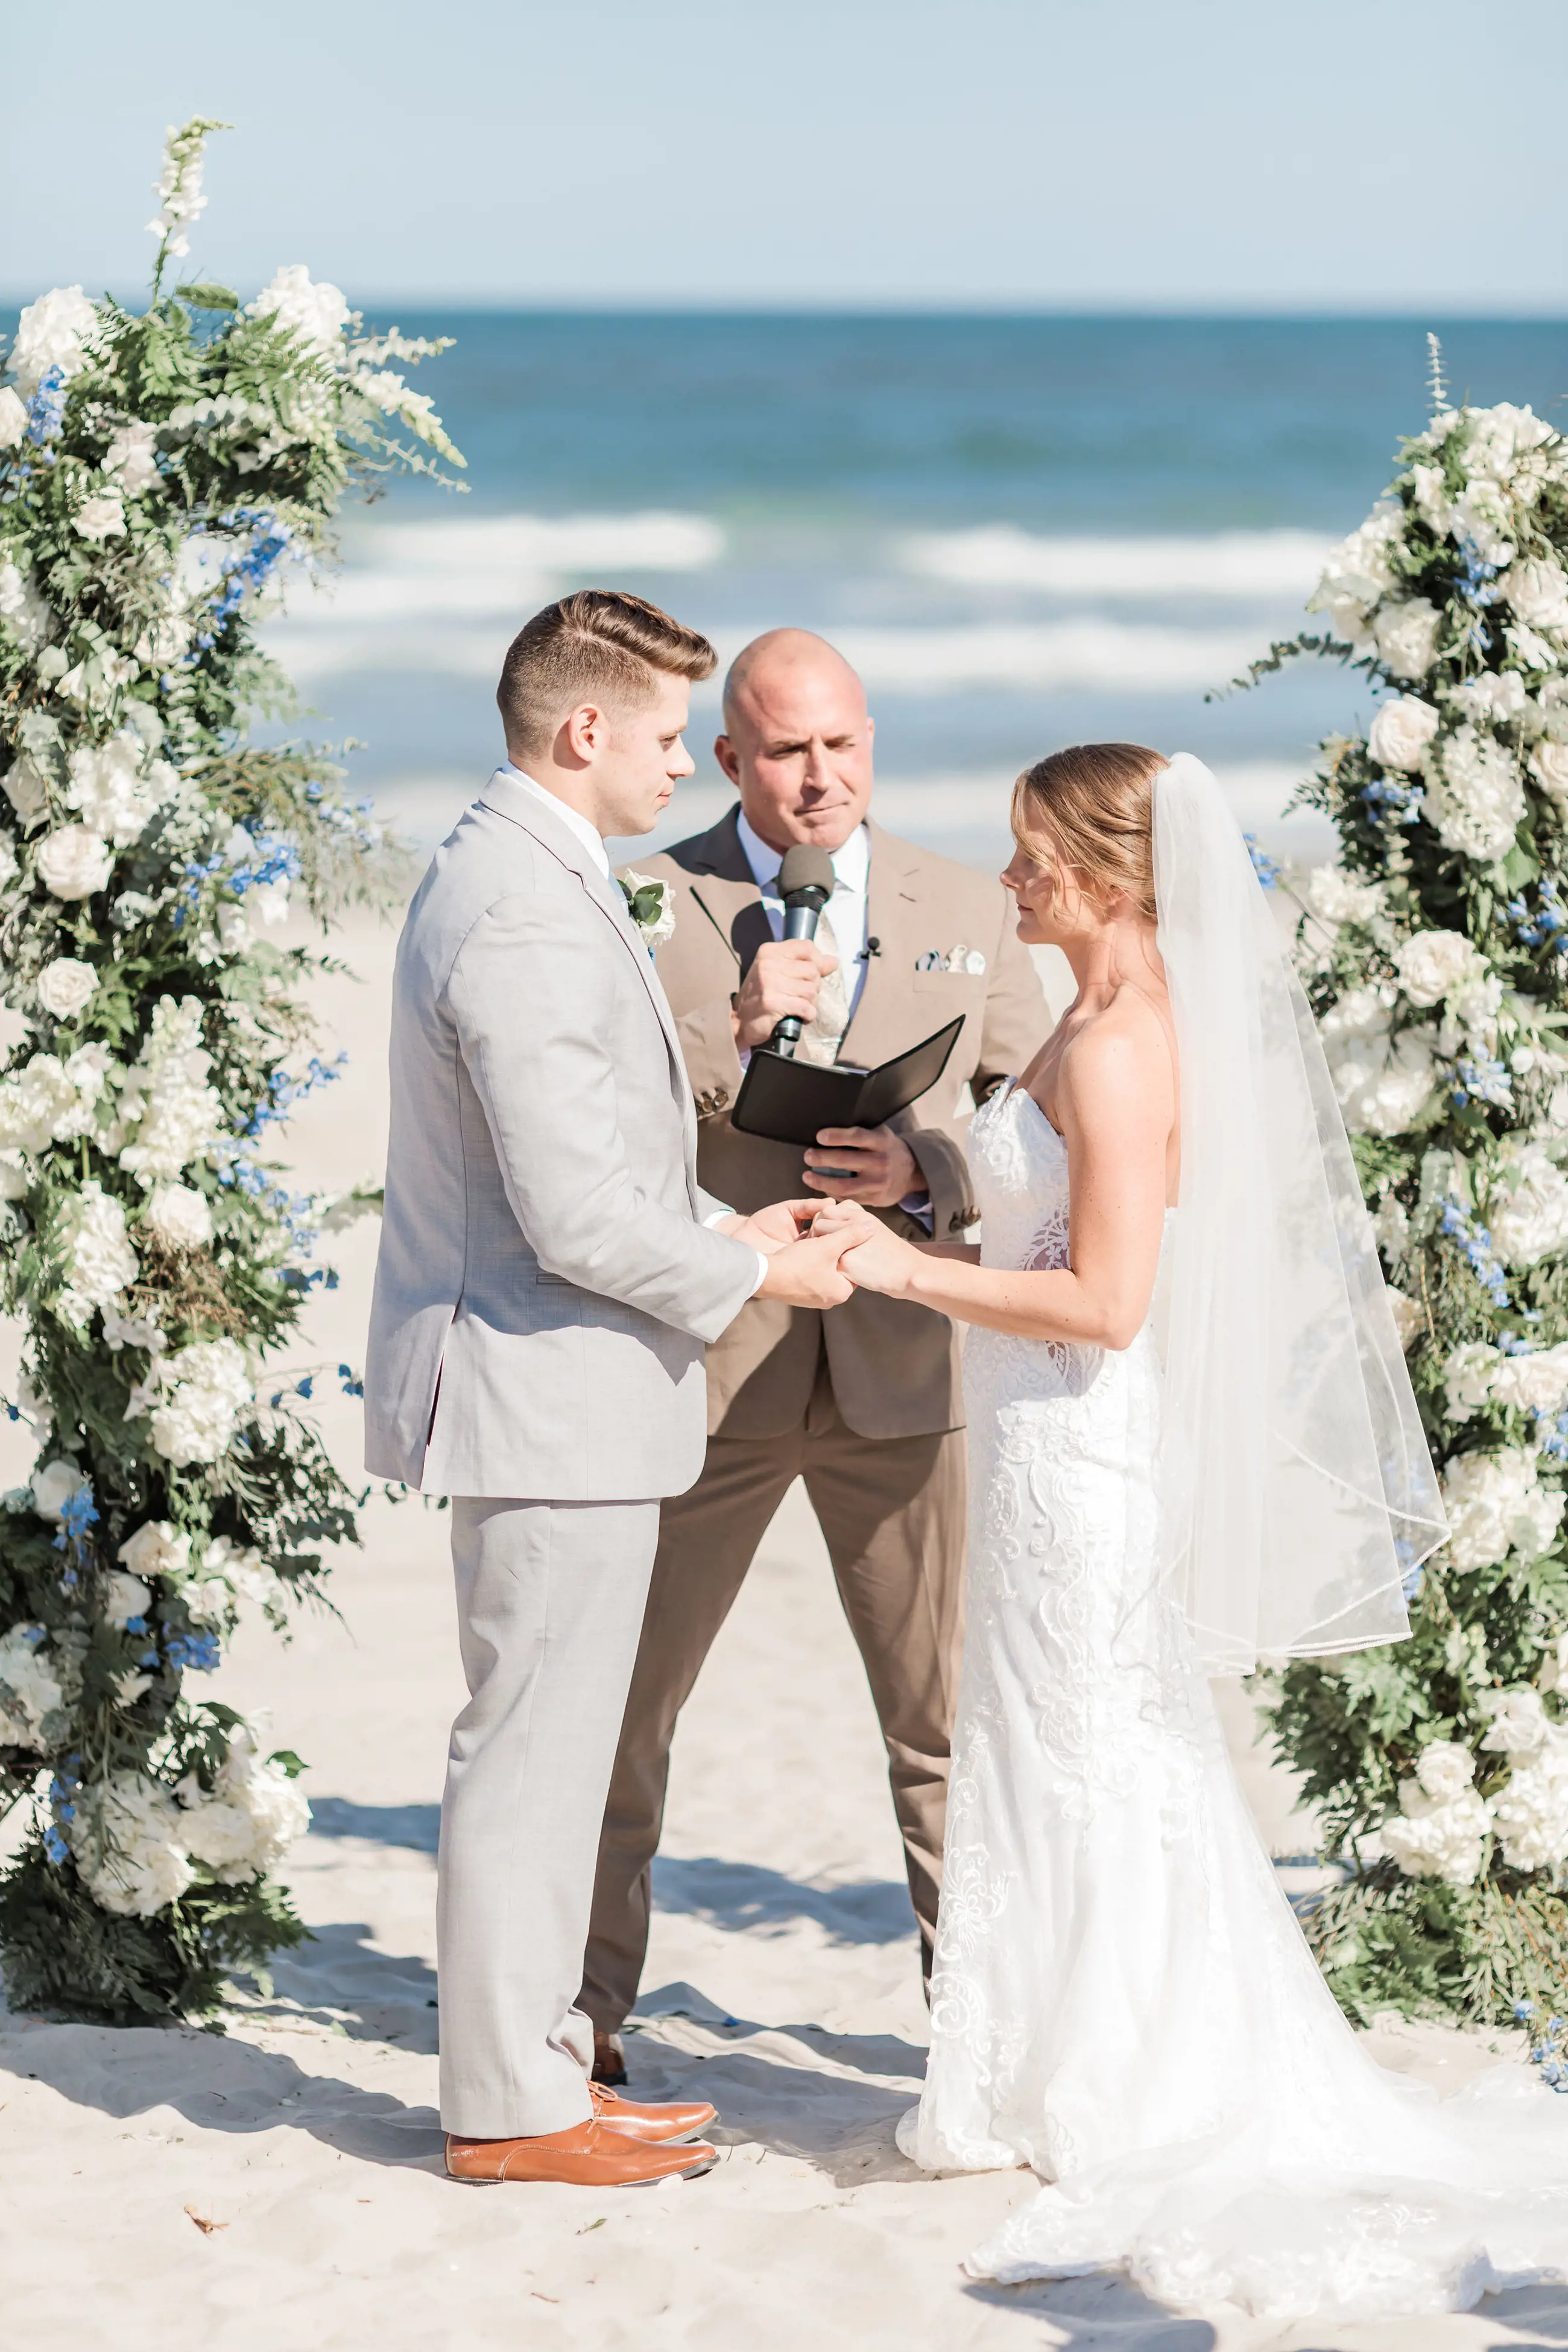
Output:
[768,844,835,1059]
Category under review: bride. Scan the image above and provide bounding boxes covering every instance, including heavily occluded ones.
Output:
[814,746,1568,2322]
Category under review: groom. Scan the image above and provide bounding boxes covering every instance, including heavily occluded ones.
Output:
[364,589,853,2187]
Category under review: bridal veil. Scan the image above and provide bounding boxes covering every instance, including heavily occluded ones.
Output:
[1151,752,1446,1674]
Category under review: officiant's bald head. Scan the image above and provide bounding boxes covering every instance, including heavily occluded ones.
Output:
[716,629,874,854]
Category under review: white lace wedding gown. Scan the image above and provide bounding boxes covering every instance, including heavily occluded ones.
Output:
[897,1078,1568,2323]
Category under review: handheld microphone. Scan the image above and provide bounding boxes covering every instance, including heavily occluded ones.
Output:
[768,843,835,1057]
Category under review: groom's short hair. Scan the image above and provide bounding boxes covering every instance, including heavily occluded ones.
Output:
[497,589,716,759]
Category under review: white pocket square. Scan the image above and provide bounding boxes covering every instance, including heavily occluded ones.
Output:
[916,945,987,975]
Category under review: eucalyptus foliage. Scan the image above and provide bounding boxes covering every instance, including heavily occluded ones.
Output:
[1245,344,1568,2030]
[0,121,461,2019]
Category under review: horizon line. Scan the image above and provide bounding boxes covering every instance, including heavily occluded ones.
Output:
[2,295,1566,326]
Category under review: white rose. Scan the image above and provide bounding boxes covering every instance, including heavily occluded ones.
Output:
[1368,696,1440,773]
[9,286,99,396]
[35,825,113,901]
[1531,741,1568,805]
[35,957,96,1020]
[1500,557,1568,633]
[1421,724,1525,864]
[1491,1734,1568,1873]
[1394,929,1487,1009]
[74,493,127,544]
[1412,1740,1477,1802]
[66,732,166,847]
[117,1520,191,1582]
[2,754,50,822]
[1480,1686,1551,1758]
[101,1570,151,1630]
[67,1772,193,1917]
[145,1182,213,1249]
[1373,598,1443,682]
[29,1456,84,1521]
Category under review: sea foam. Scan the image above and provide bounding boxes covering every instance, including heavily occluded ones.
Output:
[903,527,1331,599]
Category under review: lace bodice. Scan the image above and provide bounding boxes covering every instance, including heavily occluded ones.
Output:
[969,1076,1072,1275]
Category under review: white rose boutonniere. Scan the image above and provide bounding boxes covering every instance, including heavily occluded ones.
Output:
[621,870,675,950]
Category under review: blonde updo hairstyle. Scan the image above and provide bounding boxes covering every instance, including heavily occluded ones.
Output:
[1010,742,1166,924]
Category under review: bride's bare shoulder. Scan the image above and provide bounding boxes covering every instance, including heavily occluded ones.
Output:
[1054,988,1175,1127]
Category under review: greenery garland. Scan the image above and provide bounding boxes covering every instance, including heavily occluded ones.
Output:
[0,120,462,2019]
[1244,341,1568,2035]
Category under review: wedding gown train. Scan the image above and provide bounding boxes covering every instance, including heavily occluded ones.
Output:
[897,1078,1568,2323]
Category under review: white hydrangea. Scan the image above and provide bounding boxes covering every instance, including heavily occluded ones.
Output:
[1464,401,1557,486]
[68,1772,194,1916]
[36,957,96,1020]
[1449,481,1516,568]
[195,1534,286,1622]
[35,824,113,901]
[1368,696,1440,773]
[0,562,51,656]
[1320,991,1437,1137]
[1487,1143,1568,1268]
[249,265,350,354]
[0,1053,85,1153]
[1500,557,1568,635]
[9,286,100,397]
[177,1723,309,1881]
[1491,1739,1568,1873]
[1450,670,1528,724]
[1443,1340,1501,1422]
[0,1625,64,1751]
[66,731,174,847]
[1374,598,1443,683]
[103,420,161,495]
[145,1181,213,1248]
[1421,724,1525,864]
[1394,929,1488,1009]
[1305,865,1386,930]
[1383,1742,1491,1884]
[1441,1447,1566,1570]
[101,1570,151,1630]
[117,997,224,1186]
[0,387,26,448]
[147,1337,251,1466]
[1491,1343,1568,1418]
[117,1520,191,1583]
[1307,509,1404,644]
[57,1179,139,1327]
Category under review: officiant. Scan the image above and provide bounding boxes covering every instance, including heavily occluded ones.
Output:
[583,628,1046,2079]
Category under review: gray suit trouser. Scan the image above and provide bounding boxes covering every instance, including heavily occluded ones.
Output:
[437,1494,660,2137]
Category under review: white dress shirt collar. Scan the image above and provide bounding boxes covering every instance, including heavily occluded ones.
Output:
[499,761,610,878]
[735,808,869,898]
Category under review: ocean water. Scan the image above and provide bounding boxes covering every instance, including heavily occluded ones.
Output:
[57,312,1568,867]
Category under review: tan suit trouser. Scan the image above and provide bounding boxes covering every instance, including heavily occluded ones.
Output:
[582,1357,966,2030]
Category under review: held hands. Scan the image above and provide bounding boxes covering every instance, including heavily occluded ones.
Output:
[731,938,839,1052]
[724,1197,859,1308]
[804,1199,926,1296]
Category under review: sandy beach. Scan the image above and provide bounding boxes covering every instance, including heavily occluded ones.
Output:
[2,905,1565,2352]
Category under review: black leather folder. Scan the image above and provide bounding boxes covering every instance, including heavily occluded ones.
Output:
[729,1017,964,1149]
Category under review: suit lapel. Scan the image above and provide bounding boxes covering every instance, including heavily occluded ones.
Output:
[478,770,685,1062]
[680,808,774,982]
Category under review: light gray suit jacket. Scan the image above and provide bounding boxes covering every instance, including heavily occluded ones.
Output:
[364,771,760,1499]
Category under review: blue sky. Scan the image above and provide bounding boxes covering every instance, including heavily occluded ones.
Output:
[4,0,1566,311]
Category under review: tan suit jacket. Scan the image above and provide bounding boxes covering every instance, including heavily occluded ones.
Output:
[625,808,1049,1442]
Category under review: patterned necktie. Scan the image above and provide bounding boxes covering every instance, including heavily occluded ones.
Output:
[795,903,852,1067]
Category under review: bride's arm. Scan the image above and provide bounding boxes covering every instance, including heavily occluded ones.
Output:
[829,1019,1173,1349]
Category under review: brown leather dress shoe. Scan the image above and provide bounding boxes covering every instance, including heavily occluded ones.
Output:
[445,2119,716,2186]
[592,2030,627,2087]
[590,2081,718,2144]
